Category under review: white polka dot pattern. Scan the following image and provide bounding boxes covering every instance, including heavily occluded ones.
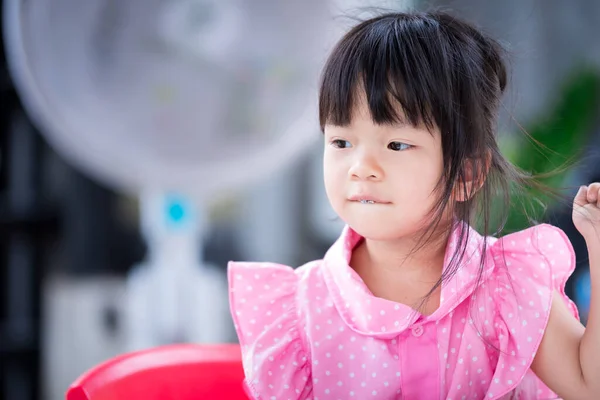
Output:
[483,224,578,399]
[229,261,312,399]
[228,223,579,400]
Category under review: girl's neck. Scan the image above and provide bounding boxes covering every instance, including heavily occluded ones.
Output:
[349,226,452,313]
[352,225,451,281]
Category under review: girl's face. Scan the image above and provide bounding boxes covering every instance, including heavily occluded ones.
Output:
[323,99,446,241]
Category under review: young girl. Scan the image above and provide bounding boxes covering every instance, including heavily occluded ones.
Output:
[228,11,599,400]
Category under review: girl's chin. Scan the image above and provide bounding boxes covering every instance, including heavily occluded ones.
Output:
[347,221,408,241]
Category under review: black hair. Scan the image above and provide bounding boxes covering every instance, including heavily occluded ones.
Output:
[318,11,547,313]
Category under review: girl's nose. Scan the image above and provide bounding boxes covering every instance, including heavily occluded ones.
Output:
[348,152,383,181]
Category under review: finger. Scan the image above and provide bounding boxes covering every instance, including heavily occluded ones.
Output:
[575,185,588,207]
[587,183,599,204]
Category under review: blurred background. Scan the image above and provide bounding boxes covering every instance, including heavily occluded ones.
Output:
[0,0,598,399]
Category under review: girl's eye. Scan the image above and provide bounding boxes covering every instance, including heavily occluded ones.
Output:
[388,142,412,151]
[331,139,352,149]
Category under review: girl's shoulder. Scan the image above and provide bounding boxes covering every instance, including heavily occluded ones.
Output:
[227,259,324,399]
[228,259,323,313]
[475,224,579,397]
[227,259,323,333]
[450,224,579,398]
[492,223,573,260]
[485,223,578,319]
[488,223,576,301]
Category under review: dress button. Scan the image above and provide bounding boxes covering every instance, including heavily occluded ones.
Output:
[411,325,424,337]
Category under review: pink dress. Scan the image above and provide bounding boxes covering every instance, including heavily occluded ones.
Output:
[228,223,579,399]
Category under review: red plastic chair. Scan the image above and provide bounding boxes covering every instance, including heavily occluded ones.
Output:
[66,344,249,400]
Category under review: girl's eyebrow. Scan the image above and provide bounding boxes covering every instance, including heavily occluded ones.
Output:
[389,121,410,128]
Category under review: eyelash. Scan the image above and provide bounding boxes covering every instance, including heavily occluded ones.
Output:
[387,142,412,151]
[329,139,413,151]
[330,139,351,149]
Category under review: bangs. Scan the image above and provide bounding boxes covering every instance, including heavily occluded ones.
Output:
[319,13,452,131]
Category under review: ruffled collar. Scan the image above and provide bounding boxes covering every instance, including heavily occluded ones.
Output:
[321,221,497,338]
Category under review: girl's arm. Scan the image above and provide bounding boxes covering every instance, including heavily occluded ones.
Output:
[532,184,600,400]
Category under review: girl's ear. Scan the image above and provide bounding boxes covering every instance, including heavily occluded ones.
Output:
[453,152,491,202]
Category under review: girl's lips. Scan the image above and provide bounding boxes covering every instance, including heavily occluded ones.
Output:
[348,195,391,204]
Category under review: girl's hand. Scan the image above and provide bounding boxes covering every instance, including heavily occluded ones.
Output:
[573,183,600,243]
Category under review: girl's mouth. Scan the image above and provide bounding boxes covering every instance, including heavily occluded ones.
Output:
[348,195,391,204]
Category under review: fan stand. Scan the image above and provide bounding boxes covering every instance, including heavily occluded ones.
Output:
[123,191,230,351]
